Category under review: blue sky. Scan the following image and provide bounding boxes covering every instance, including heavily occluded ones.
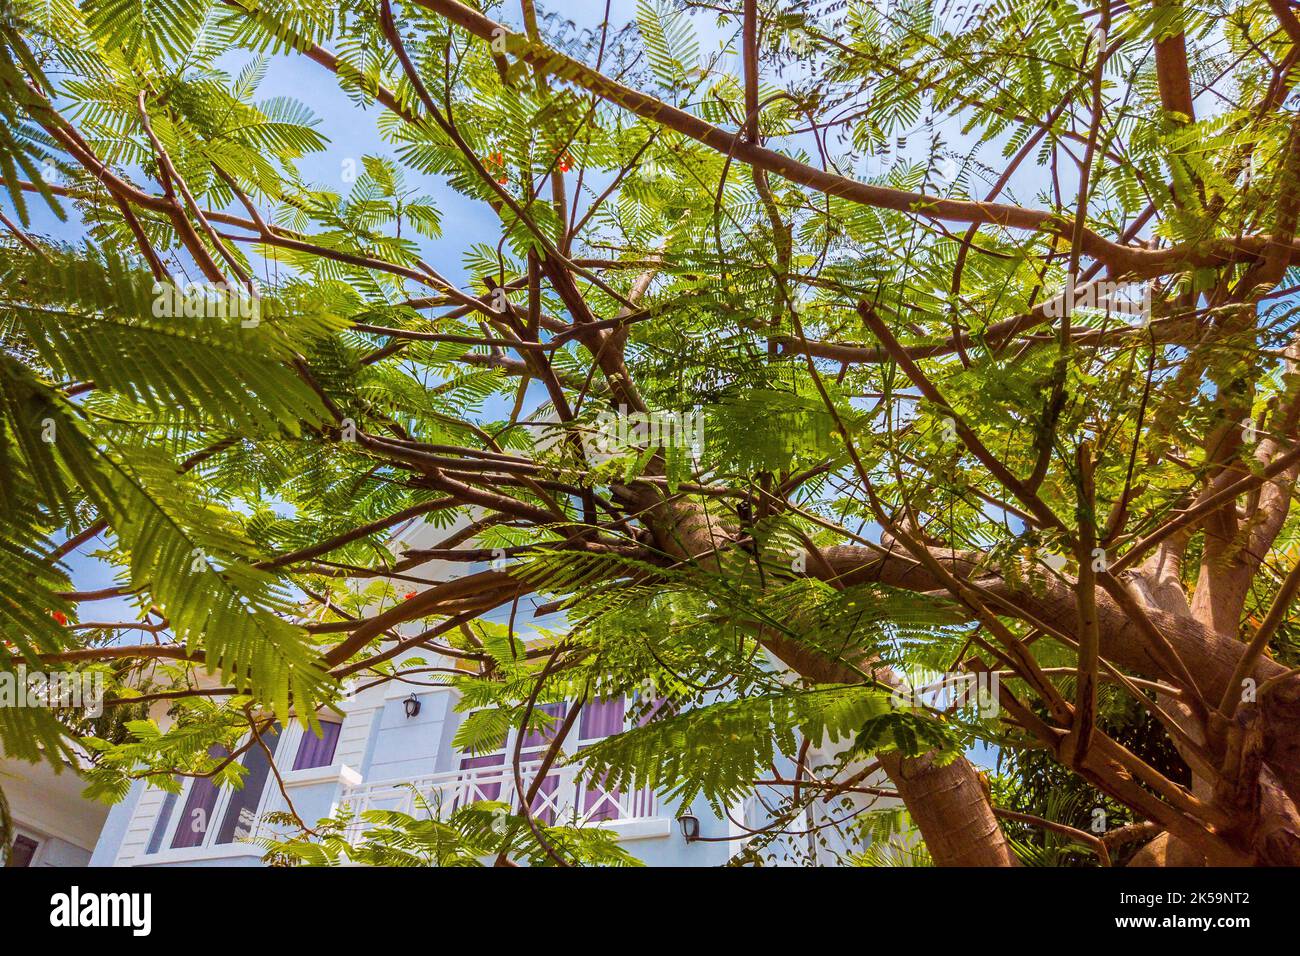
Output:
[21,1,737,612]
[15,0,1085,634]
[14,0,1191,645]
[3,0,1131,772]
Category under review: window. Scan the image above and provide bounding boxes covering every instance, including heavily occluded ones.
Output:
[171,748,225,850]
[292,721,341,771]
[215,726,280,844]
[146,789,179,855]
[449,699,658,824]
[456,703,567,818]
[159,729,284,852]
[578,698,626,821]
[5,834,40,867]
[520,702,567,823]
[457,748,506,802]
[580,697,626,739]
[631,694,675,727]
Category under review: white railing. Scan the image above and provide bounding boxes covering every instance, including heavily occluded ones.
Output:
[337,760,657,842]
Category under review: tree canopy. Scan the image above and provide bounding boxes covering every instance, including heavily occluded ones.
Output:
[1,0,1299,866]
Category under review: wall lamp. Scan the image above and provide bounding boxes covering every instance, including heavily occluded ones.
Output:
[403,693,422,718]
[677,812,700,843]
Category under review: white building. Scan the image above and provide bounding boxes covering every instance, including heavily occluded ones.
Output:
[86,518,750,867]
[1,754,109,867]
[7,518,886,868]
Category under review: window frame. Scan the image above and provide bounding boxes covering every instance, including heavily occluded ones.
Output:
[453,698,635,823]
[5,829,45,867]
[288,718,343,772]
[149,731,286,855]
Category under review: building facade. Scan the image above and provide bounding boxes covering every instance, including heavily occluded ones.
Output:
[46,517,884,867]
[87,517,769,867]
[1,755,109,867]
[89,669,766,867]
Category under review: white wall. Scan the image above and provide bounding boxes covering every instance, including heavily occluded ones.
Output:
[359,685,455,782]
[1,755,109,861]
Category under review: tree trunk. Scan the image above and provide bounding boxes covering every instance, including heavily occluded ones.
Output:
[627,488,1021,865]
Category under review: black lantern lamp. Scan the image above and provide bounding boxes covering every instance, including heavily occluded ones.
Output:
[403,693,422,718]
[677,812,700,843]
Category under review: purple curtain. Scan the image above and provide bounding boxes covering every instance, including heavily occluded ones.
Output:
[458,751,506,802]
[520,702,567,749]
[637,696,673,727]
[171,746,226,849]
[215,725,281,845]
[292,721,341,771]
[580,697,625,740]
[459,719,511,804]
[580,698,625,821]
[521,703,566,823]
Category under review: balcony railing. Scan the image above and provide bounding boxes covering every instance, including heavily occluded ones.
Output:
[338,760,657,842]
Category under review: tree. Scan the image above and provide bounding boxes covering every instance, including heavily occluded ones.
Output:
[1,0,1298,866]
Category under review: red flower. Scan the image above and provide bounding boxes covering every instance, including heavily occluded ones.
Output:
[404,591,418,601]
[557,152,574,173]
[52,611,68,625]
[487,152,507,185]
